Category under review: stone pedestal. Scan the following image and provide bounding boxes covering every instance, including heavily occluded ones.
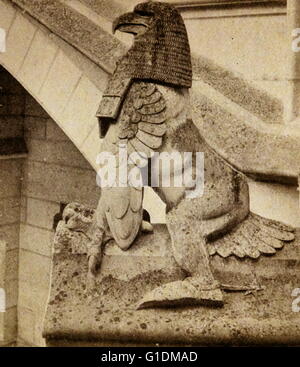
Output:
[43,223,300,346]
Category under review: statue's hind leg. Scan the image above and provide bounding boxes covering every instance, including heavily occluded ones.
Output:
[167,212,219,287]
[137,204,223,309]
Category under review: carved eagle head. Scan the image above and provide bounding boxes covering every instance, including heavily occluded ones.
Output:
[112,1,192,89]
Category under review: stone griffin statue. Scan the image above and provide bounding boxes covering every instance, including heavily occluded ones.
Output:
[84,1,295,308]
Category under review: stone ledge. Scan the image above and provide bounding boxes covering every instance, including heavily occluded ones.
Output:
[191,89,300,184]
[44,224,300,346]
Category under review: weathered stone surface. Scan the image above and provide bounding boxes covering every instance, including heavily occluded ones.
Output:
[0,116,24,139]
[0,137,27,156]
[78,0,127,21]
[0,12,36,74]
[0,0,16,32]
[61,75,101,147]
[26,139,92,170]
[19,29,58,95]
[19,224,54,257]
[192,55,283,125]
[39,50,82,116]
[21,161,100,207]
[24,94,48,118]
[0,160,22,199]
[10,0,125,72]
[44,221,300,345]
[0,224,20,251]
[249,181,300,227]
[24,116,47,140]
[191,89,300,183]
[0,197,20,226]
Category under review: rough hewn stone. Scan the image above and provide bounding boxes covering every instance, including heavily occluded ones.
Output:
[191,89,300,183]
[44,221,300,345]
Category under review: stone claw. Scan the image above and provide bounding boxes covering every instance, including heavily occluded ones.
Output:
[88,254,99,276]
[141,220,154,233]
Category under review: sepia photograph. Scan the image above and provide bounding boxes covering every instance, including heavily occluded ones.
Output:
[0,0,299,356]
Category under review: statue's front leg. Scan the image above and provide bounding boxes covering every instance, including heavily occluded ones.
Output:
[86,196,110,279]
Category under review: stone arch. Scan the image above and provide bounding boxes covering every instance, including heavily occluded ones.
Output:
[0,0,105,170]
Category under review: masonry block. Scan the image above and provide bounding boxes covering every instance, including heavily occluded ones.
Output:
[22,161,99,207]
[5,249,18,281]
[0,1,16,33]
[249,181,300,227]
[19,29,58,95]
[0,240,6,288]
[18,303,46,347]
[19,249,51,288]
[17,306,35,346]
[0,13,36,74]
[80,123,101,171]
[0,115,23,139]
[26,139,92,170]
[61,76,101,147]
[20,224,54,257]
[46,119,69,142]
[3,306,17,343]
[0,224,20,251]
[0,240,17,344]
[5,279,18,309]
[18,280,49,315]
[0,160,22,199]
[26,198,59,231]
[0,197,20,226]
[20,195,27,224]
[24,116,47,140]
[39,50,82,117]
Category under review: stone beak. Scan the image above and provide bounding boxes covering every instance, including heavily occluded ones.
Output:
[112,11,152,35]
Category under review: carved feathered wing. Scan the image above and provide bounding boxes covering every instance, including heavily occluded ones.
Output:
[117,81,167,160]
[208,213,295,259]
[100,81,167,250]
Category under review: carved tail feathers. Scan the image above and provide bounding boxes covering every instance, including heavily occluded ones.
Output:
[208,212,295,259]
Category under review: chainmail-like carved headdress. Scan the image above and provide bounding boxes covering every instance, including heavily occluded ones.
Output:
[97,1,192,135]
[118,1,192,88]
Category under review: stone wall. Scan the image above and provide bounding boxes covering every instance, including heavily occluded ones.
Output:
[17,93,100,346]
[0,66,25,345]
[183,6,287,103]
[0,65,102,346]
